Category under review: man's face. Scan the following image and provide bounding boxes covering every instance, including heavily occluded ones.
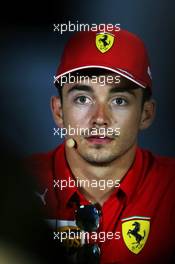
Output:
[57,74,147,164]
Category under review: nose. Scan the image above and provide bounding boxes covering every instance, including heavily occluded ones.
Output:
[91,103,111,127]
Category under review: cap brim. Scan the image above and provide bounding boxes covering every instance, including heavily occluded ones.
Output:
[54,65,146,88]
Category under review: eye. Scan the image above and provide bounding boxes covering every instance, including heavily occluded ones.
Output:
[111,97,127,106]
[74,95,92,105]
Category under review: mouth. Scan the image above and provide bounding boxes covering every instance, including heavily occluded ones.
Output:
[85,136,114,144]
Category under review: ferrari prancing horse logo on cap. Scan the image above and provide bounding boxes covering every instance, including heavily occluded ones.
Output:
[96,33,115,53]
[121,216,150,254]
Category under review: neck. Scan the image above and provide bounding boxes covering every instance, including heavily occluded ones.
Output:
[65,143,137,206]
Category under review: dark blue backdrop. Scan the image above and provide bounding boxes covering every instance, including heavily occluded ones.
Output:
[1,0,175,156]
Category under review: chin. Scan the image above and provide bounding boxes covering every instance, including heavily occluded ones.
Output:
[79,148,119,164]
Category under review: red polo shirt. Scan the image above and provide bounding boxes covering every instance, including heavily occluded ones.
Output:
[27,143,175,264]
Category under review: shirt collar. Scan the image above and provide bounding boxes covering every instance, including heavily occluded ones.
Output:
[119,147,144,203]
[54,142,77,208]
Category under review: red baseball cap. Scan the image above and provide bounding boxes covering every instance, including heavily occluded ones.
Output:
[54,29,152,89]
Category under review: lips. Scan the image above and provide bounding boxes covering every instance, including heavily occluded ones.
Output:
[85,136,114,144]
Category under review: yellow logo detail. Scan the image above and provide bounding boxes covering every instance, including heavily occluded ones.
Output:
[122,219,150,254]
[57,226,81,248]
[96,33,114,53]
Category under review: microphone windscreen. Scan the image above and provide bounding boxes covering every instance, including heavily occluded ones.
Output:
[66,138,76,148]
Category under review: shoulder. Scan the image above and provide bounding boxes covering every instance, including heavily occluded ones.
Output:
[25,150,54,174]
[141,148,175,187]
[154,153,175,175]
[141,148,175,171]
[23,143,64,182]
[24,144,65,218]
[155,154,175,189]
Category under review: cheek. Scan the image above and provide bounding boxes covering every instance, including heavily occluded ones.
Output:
[115,108,141,131]
[63,104,92,127]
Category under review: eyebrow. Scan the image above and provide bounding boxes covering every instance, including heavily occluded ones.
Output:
[67,84,138,96]
[109,86,138,97]
[67,85,93,94]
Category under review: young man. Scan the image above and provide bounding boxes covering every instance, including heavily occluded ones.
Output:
[28,29,175,263]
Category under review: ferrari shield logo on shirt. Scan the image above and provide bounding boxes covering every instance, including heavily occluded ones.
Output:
[96,33,115,53]
[121,216,151,254]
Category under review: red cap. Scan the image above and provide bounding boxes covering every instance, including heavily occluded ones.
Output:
[54,29,152,89]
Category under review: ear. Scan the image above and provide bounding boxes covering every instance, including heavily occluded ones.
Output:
[50,96,63,127]
[139,99,156,130]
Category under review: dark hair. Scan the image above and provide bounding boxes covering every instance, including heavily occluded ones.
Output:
[142,88,152,107]
[55,68,152,107]
[55,83,63,102]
